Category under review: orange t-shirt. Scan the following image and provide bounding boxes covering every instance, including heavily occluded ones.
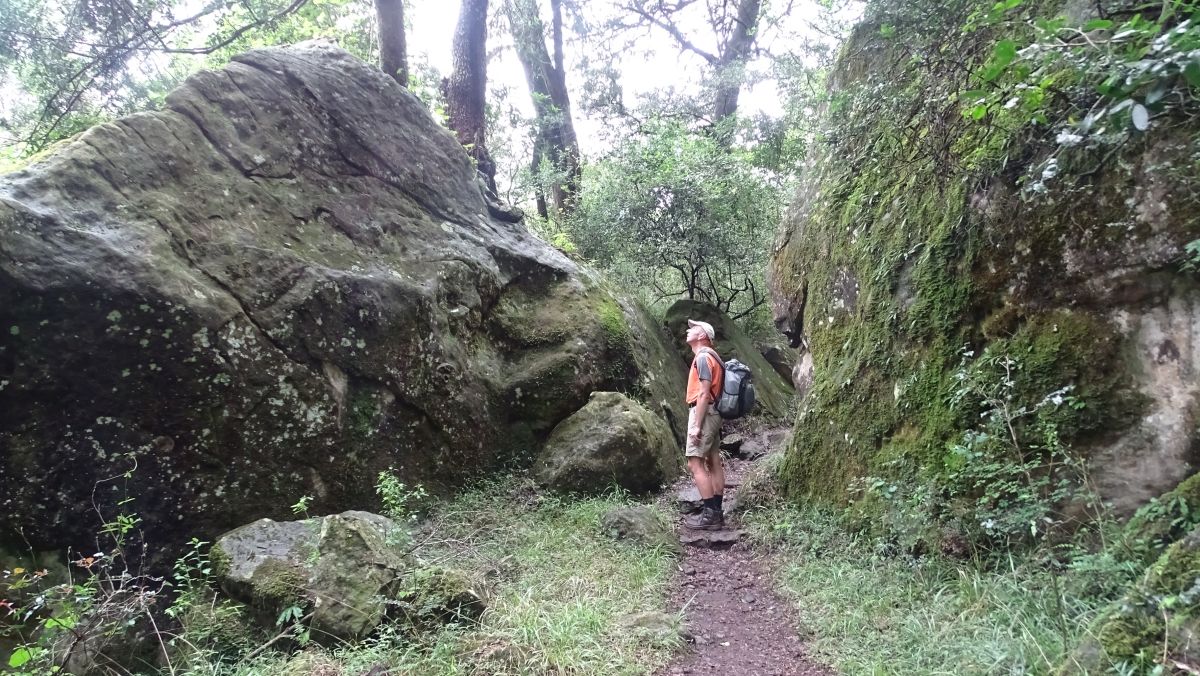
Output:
[686,349,723,405]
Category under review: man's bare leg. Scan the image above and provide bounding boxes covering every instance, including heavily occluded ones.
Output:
[688,457,714,499]
[708,453,725,501]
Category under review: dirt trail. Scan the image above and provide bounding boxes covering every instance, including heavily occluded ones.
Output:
[659,434,831,676]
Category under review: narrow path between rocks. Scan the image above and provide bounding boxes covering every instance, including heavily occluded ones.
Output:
[659,429,831,676]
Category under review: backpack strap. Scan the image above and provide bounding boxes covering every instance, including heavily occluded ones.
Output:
[695,347,724,378]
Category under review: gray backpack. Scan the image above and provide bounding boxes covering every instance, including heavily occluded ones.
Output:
[698,348,756,419]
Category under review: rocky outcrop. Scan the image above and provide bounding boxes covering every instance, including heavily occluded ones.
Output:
[535,391,681,494]
[213,511,409,640]
[0,43,685,555]
[663,299,794,419]
[767,3,1200,513]
[212,510,487,640]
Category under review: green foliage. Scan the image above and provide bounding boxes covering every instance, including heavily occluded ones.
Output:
[376,468,430,524]
[962,0,1200,192]
[0,0,377,153]
[289,495,313,518]
[569,119,783,320]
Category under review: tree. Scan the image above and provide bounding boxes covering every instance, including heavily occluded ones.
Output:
[445,0,495,192]
[506,0,581,220]
[374,0,407,86]
[0,0,325,151]
[568,120,781,320]
[620,0,764,132]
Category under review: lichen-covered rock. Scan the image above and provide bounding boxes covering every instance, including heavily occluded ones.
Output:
[767,2,1200,512]
[600,505,680,553]
[389,566,488,629]
[0,43,684,555]
[213,510,409,641]
[663,299,794,419]
[535,392,681,494]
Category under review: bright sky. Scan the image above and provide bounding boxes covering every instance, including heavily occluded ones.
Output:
[404,0,856,159]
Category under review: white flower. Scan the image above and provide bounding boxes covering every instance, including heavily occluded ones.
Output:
[1055,130,1083,147]
[1041,159,1059,180]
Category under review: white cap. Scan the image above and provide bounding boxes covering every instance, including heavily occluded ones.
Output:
[686,319,715,341]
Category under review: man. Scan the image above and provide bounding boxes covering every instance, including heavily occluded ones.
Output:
[683,318,725,530]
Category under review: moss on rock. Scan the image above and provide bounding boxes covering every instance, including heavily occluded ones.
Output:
[767,0,1200,521]
[1065,525,1200,672]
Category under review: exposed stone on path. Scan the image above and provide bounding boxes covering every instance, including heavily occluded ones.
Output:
[679,528,743,549]
[720,433,745,453]
[618,611,684,643]
[677,486,704,514]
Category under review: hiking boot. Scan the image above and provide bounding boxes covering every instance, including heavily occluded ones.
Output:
[685,506,724,530]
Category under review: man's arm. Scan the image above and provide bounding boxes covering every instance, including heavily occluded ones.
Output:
[691,385,712,441]
[690,353,714,441]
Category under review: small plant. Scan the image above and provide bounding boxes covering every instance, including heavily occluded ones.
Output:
[290,495,313,518]
[376,469,430,524]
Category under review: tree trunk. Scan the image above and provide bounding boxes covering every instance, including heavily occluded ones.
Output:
[508,0,580,220]
[376,0,408,87]
[447,0,495,193]
[711,0,761,130]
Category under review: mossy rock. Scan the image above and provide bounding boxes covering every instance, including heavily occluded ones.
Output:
[729,452,785,515]
[766,0,1200,519]
[663,299,794,419]
[390,566,488,629]
[213,510,411,641]
[1121,472,1200,565]
[534,391,683,495]
[600,505,681,555]
[1062,524,1200,673]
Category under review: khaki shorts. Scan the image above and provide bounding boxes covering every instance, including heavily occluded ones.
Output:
[685,405,721,458]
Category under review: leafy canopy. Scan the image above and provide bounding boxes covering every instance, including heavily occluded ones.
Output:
[568,120,782,320]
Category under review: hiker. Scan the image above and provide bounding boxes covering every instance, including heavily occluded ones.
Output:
[683,319,725,530]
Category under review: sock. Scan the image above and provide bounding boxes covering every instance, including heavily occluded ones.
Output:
[713,494,724,513]
[703,496,718,511]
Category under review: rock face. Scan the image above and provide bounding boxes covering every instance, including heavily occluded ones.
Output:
[663,299,794,419]
[535,391,681,494]
[0,43,685,554]
[767,5,1200,513]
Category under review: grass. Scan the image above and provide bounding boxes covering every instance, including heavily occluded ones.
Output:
[743,505,1129,676]
[212,479,682,676]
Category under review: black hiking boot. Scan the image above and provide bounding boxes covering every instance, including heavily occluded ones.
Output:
[685,506,724,530]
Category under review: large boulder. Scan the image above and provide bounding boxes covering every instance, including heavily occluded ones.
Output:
[767,3,1200,512]
[535,391,681,494]
[663,299,794,418]
[0,43,685,554]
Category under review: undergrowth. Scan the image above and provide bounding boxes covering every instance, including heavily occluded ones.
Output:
[744,506,1133,675]
[226,480,680,676]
